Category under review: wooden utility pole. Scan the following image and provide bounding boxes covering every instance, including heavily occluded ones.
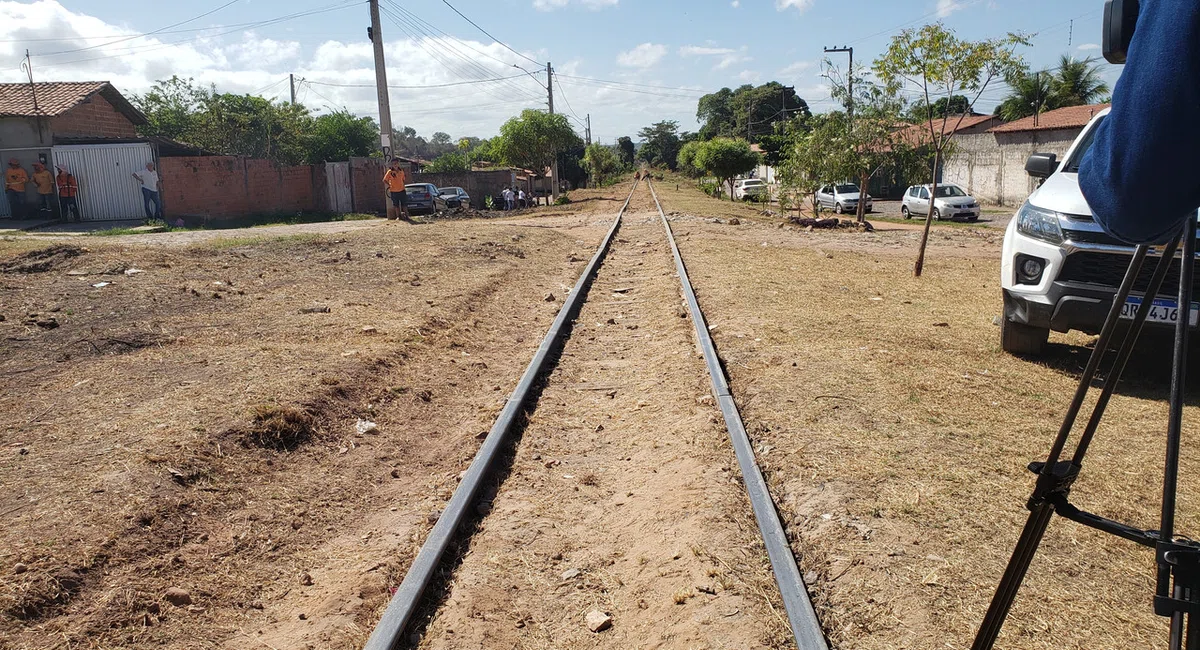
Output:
[368,0,394,159]
[547,61,559,202]
[824,45,853,120]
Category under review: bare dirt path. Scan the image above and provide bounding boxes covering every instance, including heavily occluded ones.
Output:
[409,187,791,650]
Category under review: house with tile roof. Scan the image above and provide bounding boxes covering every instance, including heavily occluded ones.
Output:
[0,81,157,220]
[943,103,1109,207]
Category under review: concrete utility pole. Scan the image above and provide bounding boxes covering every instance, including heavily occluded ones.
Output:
[547,61,559,202]
[289,73,296,104]
[368,0,394,160]
[823,45,853,120]
[585,114,591,147]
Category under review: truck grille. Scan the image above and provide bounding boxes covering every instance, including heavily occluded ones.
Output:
[1060,251,1200,301]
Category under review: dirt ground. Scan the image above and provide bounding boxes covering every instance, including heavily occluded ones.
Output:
[0,187,624,650]
[412,186,789,650]
[653,178,1199,649]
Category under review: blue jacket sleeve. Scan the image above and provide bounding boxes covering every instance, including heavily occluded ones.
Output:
[1079,0,1200,244]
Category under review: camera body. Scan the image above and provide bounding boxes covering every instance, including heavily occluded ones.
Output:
[1103,0,1139,64]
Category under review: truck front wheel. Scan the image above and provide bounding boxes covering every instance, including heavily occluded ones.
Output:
[1001,318,1049,356]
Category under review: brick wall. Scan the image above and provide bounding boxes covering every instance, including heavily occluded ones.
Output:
[350,157,388,214]
[160,156,318,222]
[51,94,137,139]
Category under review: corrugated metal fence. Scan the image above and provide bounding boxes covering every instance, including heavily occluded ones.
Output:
[52,142,155,221]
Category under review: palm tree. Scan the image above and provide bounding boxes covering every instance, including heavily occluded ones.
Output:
[996,70,1053,121]
[1050,55,1110,106]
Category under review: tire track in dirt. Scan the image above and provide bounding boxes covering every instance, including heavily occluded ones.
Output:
[408,186,792,649]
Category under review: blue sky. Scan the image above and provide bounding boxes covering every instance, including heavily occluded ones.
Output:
[0,0,1121,143]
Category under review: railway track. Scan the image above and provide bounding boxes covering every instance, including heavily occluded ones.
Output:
[364,179,826,649]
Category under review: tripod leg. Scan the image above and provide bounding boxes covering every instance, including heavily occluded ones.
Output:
[971,504,1055,650]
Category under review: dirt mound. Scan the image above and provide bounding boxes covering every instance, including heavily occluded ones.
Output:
[1,245,86,273]
[236,404,316,450]
[1,568,87,621]
[787,216,875,232]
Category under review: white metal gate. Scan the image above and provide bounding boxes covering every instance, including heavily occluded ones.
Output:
[52,143,155,221]
[324,162,352,213]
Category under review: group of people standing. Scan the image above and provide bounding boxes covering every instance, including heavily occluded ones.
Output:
[501,186,530,211]
[5,158,79,221]
[3,158,163,222]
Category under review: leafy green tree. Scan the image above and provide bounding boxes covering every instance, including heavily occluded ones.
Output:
[676,140,704,179]
[697,87,736,140]
[430,131,452,146]
[694,138,759,201]
[905,94,971,122]
[616,136,636,167]
[582,143,620,186]
[779,115,839,216]
[306,110,379,163]
[875,22,1026,276]
[996,70,1054,121]
[132,76,209,141]
[1052,55,1110,107]
[426,151,472,173]
[636,120,682,170]
[493,109,583,180]
[698,83,811,142]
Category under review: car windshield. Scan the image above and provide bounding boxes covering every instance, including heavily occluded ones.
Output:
[441,187,462,194]
[836,184,859,194]
[406,185,428,192]
[742,180,763,186]
[1063,114,1105,173]
[934,186,966,198]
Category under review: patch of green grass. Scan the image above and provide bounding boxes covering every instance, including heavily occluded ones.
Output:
[84,227,151,237]
[869,214,991,229]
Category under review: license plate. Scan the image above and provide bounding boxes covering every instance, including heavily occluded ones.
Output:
[1121,297,1200,326]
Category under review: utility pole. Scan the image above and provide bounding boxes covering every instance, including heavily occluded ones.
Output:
[547,61,559,202]
[23,50,38,113]
[368,0,394,160]
[586,114,591,147]
[289,73,296,104]
[823,45,853,120]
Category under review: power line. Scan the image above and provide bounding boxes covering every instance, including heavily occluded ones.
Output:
[555,73,706,94]
[553,74,584,124]
[306,73,533,90]
[438,0,540,66]
[35,0,242,56]
[250,76,291,95]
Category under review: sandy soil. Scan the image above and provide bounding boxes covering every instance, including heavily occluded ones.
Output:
[654,178,1200,650]
[409,186,789,649]
[0,190,625,650]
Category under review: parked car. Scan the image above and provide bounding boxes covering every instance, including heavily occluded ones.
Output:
[733,178,768,201]
[815,183,873,214]
[998,106,1186,356]
[439,186,470,208]
[901,183,981,221]
[404,183,447,215]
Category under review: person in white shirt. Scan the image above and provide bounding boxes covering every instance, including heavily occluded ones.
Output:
[132,162,162,221]
[502,187,513,210]
[518,188,527,209]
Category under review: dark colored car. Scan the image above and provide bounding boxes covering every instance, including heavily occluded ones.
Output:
[439,186,471,208]
[404,183,447,215]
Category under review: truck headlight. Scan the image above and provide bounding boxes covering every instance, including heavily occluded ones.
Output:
[1015,202,1064,244]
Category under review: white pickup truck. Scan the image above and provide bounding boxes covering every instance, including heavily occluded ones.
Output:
[1000,106,1197,355]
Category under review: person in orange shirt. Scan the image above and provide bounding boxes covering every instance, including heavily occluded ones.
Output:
[382,157,411,222]
[5,158,29,219]
[56,165,79,222]
[31,162,54,216]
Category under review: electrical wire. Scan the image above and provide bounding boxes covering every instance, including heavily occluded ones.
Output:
[250,76,291,96]
[306,73,534,90]
[438,0,540,66]
[555,73,705,94]
[555,76,705,101]
[552,73,585,126]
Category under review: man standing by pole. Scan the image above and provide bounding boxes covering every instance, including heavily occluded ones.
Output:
[383,157,410,222]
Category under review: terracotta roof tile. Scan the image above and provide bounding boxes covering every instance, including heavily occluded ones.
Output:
[0,81,146,124]
[989,103,1110,133]
[895,113,1002,146]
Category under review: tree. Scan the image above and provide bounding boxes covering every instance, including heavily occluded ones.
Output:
[636,120,682,170]
[995,69,1054,121]
[875,22,1026,276]
[492,110,583,178]
[1050,55,1110,107]
[905,94,970,122]
[132,76,209,141]
[698,83,812,143]
[779,115,839,217]
[307,110,379,163]
[616,136,636,167]
[676,140,704,179]
[697,87,736,140]
[431,131,452,146]
[694,138,759,201]
[582,143,620,186]
[425,151,472,173]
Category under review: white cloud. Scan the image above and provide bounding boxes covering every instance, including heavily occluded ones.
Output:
[1077,43,1101,51]
[936,0,965,17]
[533,0,618,10]
[731,0,741,6]
[737,69,761,83]
[226,32,301,66]
[776,0,814,12]
[679,45,735,57]
[680,43,750,70]
[616,43,667,68]
[778,60,814,77]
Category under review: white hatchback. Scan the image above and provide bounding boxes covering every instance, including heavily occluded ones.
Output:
[733,178,768,200]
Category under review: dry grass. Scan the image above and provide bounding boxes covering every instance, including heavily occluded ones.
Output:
[661,179,1198,649]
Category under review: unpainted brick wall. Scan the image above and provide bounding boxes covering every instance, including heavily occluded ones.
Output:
[160,156,317,221]
[51,94,137,139]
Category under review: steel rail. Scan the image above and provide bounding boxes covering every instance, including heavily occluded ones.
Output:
[363,179,641,650]
[647,179,829,650]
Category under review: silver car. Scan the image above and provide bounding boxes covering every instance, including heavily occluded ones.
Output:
[815,183,873,214]
[901,183,981,221]
[439,186,471,208]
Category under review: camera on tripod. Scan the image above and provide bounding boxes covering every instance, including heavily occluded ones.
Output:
[974,3,1200,649]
